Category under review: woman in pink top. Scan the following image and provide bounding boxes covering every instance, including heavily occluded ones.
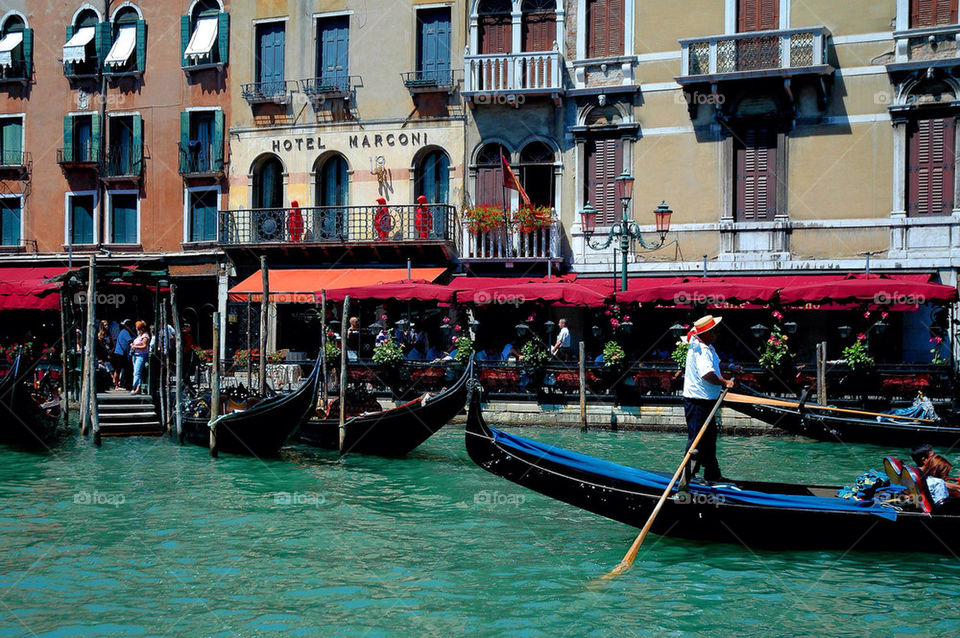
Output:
[130,320,151,394]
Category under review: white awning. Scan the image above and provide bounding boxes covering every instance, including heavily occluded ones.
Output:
[63,26,96,64]
[184,16,218,61]
[0,32,23,69]
[104,24,136,68]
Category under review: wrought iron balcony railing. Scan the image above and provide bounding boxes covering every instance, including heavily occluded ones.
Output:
[679,26,831,81]
[218,203,458,247]
[461,216,561,262]
[102,146,143,179]
[401,69,456,90]
[299,75,360,99]
[57,144,100,167]
[178,142,224,176]
[464,49,562,97]
[241,79,296,104]
[0,149,25,167]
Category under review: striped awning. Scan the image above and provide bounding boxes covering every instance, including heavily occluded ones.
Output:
[63,26,96,64]
[0,31,23,69]
[104,25,136,68]
[184,16,218,61]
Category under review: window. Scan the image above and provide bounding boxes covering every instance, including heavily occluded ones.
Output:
[67,194,96,245]
[180,109,224,175]
[315,154,349,240]
[738,0,779,32]
[584,135,623,224]
[106,114,142,177]
[475,143,509,208]
[522,0,556,52]
[108,192,138,244]
[478,0,512,54]
[910,0,958,28]
[256,22,285,95]
[181,0,228,68]
[586,0,624,59]
[907,117,956,217]
[519,141,555,208]
[416,8,451,85]
[104,6,144,75]
[317,16,349,91]
[0,196,20,246]
[251,154,285,242]
[0,14,32,81]
[188,188,218,243]
[61,114,101,164]
[734,128,778,222]
[416,150,451,204]
[63,8,100,76]
[0,116,22,166]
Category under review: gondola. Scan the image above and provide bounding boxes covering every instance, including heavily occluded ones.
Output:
[295,359,472,457]
[724,387,960,447]
[181,358,321,455]
[0,353,60,446]
[465,389,960,553]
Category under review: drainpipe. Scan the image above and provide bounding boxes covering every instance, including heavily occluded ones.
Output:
[98,0,111,253]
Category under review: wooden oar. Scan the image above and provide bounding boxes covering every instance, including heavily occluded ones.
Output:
[724,392,936,423]
[598,389,728,581]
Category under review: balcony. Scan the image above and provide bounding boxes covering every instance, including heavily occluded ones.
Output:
[299,75,360,105]
[463,49,562,104]
[101,147,143,182]
[0,150,27,174]
[461,217,561,263]
[886,24,960,74]
[57,144,100,169]
[241,80,296,105]
[218,204,458,256]
[401,69,457,93]
[178,142,223,178]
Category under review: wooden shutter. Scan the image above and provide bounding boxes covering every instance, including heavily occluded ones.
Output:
[191,189,217,242]
[523,6,556,52]
[217,12,229,64]
[1,198,20,246]
[735,129,777,221]
[911,0,959,26]
[738,0,779,32]
[132,114,143,175]
[258,23,285,90]
[476,166,506,207]
[135,20,146,73]
[585,136,623,225]
[479,13,511,54]
[908,117,956,216]
[213,109,224,169]
[180,15,189,65]
[587,0,624,58]
[2,119,21,165]
[419,9,451,81]
[72,195,94,245]
[319,17,349,87]
[63,116,73,162]
[90,113,101,163]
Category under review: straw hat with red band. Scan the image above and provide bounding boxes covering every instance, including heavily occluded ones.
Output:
[687,314,722,340]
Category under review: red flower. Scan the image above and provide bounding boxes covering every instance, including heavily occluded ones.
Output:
[623,315,631,322]
[610,318,620,328]
[863,311,871,319]
[857,333,866,341]
[881,311,889,319]
[443,317,450,324]
[455,325,462,332]
[771,311,783,320]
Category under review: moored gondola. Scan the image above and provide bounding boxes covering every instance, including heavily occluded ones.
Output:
[296,359,472,457]
[465,389,960,553]
[0,353,60,446]
[181,358,321,455]
[724,388,960,447]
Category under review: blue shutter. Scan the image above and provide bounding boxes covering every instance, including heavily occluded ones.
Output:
[135,20,146,74]
[95,22,111,70]
[2,119,22,165]
[75,117,91,162]
[0,198,20,246]
[180,15,190,67]
[63,116,74,162]
[132,114,143,175]
[217,12,229,65]
[257,23,284,95]
[90,113,101,163]
[419,9,450,84]
[22,28,32,79]
[319,17,348,90]
[213,109,224,170]
[191,189,217,242]
[320,156,348,239]
[72,196,94,245]
[111,194,137,244]
[179,111,189,173]
[196,113,212,173]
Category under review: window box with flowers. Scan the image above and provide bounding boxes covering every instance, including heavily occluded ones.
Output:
[463,204,507,234]
[513,205,553,234]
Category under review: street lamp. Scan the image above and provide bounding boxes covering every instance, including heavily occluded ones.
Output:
[580,172,672,292]
[751,324,769,340]
[669,323,687,340]
[838,325,853,339]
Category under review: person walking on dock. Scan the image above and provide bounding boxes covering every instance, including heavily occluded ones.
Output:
[130,321,151,395]
[112,320,135,390]
[682,315,735,483]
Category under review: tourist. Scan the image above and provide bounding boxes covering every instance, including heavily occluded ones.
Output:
[425,343,444,361]
[911,444,934,467]
[375,324,391,346]
[405,340,425,361]
[501,341,520,362]
[346,317,360,362]
[550,318,571,359]
[681,315,735,483]
[475,344,502,362]
[96,320,115,385]
[921,454,956,506]
[130,321,150,394]
[112,319,134,390]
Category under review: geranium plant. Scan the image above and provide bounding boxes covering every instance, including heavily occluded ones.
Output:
[454,334,474,366]
[324,337,341,363]
[758,325,793,371]
[373,335,404,367]
[514,205,553,233]
[464,204,507,233]
[520,340,550,373]
[671,340,689,368]
[930,335,946,365]
[192,347,213,363]
[842,334,875,371]
[602,341,626,368]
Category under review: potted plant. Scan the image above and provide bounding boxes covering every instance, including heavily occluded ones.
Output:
[840,333,876,398]
[601,340,627,391]
[513,204,553,234]
[520,340,550,392]
[758,325,794,378]
[463,204,507,234]
[373,335,405,396]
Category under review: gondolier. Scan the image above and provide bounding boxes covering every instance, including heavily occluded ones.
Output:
[682,315,734,483]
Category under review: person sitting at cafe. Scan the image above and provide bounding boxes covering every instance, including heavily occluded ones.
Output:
[501,342,520,362]
[405,340,425,361]
[475,344,503,362]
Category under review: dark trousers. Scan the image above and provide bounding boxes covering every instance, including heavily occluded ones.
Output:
[683,397,722,482]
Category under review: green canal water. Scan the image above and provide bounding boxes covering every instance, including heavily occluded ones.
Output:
[1,423,959,637]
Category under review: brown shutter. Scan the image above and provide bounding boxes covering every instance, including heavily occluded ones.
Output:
[738,0,778,32]
[480,14,512,54]
[908,117,956,216]
[587,0,603,58]
[586,136,623,225]
[477,166,506,208]
[606,0,624,56]
[735,129,777,221]
[586,0,624,58]
[522,4,556,52]
[911,0,958,26]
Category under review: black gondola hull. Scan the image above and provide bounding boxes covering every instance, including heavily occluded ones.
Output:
[0,355,59,446]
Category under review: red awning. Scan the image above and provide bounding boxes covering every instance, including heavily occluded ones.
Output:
[452,276,607,307]
[321,280,456,304]
[614,277,781,305]
[0,267,66,311]
[228,267,447,303]
[778,273,957,306]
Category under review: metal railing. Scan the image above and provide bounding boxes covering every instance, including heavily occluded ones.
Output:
[102,146,143,178]
[178,142,223,176]
[241,79,296,104]
[0,149,24,167]
[57,144,100,166]
[464,50,562,94]
[680,26,830,77]
[461,216,561,261]
[218,203,458,246]
[299,75,360,97]
[402,69,456,89]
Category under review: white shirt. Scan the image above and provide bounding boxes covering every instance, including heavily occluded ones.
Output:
[927,476,949,506]
[682,337,722,400]
[556,327,570,349]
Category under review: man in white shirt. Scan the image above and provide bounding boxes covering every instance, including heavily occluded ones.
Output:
[550,318,571,359]
[682,315,735,483]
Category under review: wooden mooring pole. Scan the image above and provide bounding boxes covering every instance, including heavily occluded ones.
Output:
[816,341,827,405]
[159,299,169,435]
[59,289,69,426]
[86,256,100,445]
[320,290,328,411]
[210,311,221,458]
[259,256,268,398]
[246,293,252,392]
[579,341,587,431]
[171,283,184,444]
[338,296,350,452]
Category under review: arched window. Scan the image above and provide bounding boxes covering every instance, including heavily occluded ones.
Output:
[0,14,29,79]
[478,0,512,54]
[64,8,101,76]
[519,141,554,208]
[185,0,225,66]
[315,154,349,240]
[475,143,509,208]
[105,6,143,74]
[521,0,556,52]
[416,149,450,204]
[253,155,283,209]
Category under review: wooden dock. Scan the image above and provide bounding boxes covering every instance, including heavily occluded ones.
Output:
[96,391,164,437]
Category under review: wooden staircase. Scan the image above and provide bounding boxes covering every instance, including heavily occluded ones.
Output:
[96,391,165,436]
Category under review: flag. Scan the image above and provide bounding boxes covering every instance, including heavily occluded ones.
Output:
[501,152,531,208]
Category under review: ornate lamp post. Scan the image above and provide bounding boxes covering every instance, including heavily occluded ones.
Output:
[580,172,672,292]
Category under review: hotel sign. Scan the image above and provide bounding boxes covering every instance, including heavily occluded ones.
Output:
[269,131,430,154]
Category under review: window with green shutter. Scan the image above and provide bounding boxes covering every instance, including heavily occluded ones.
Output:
[109,192,138,244]
[182,1,228,69]
[189,188,218,243]
[69,194,95,245]
[0,197,21,246]
[0,117,22,166]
